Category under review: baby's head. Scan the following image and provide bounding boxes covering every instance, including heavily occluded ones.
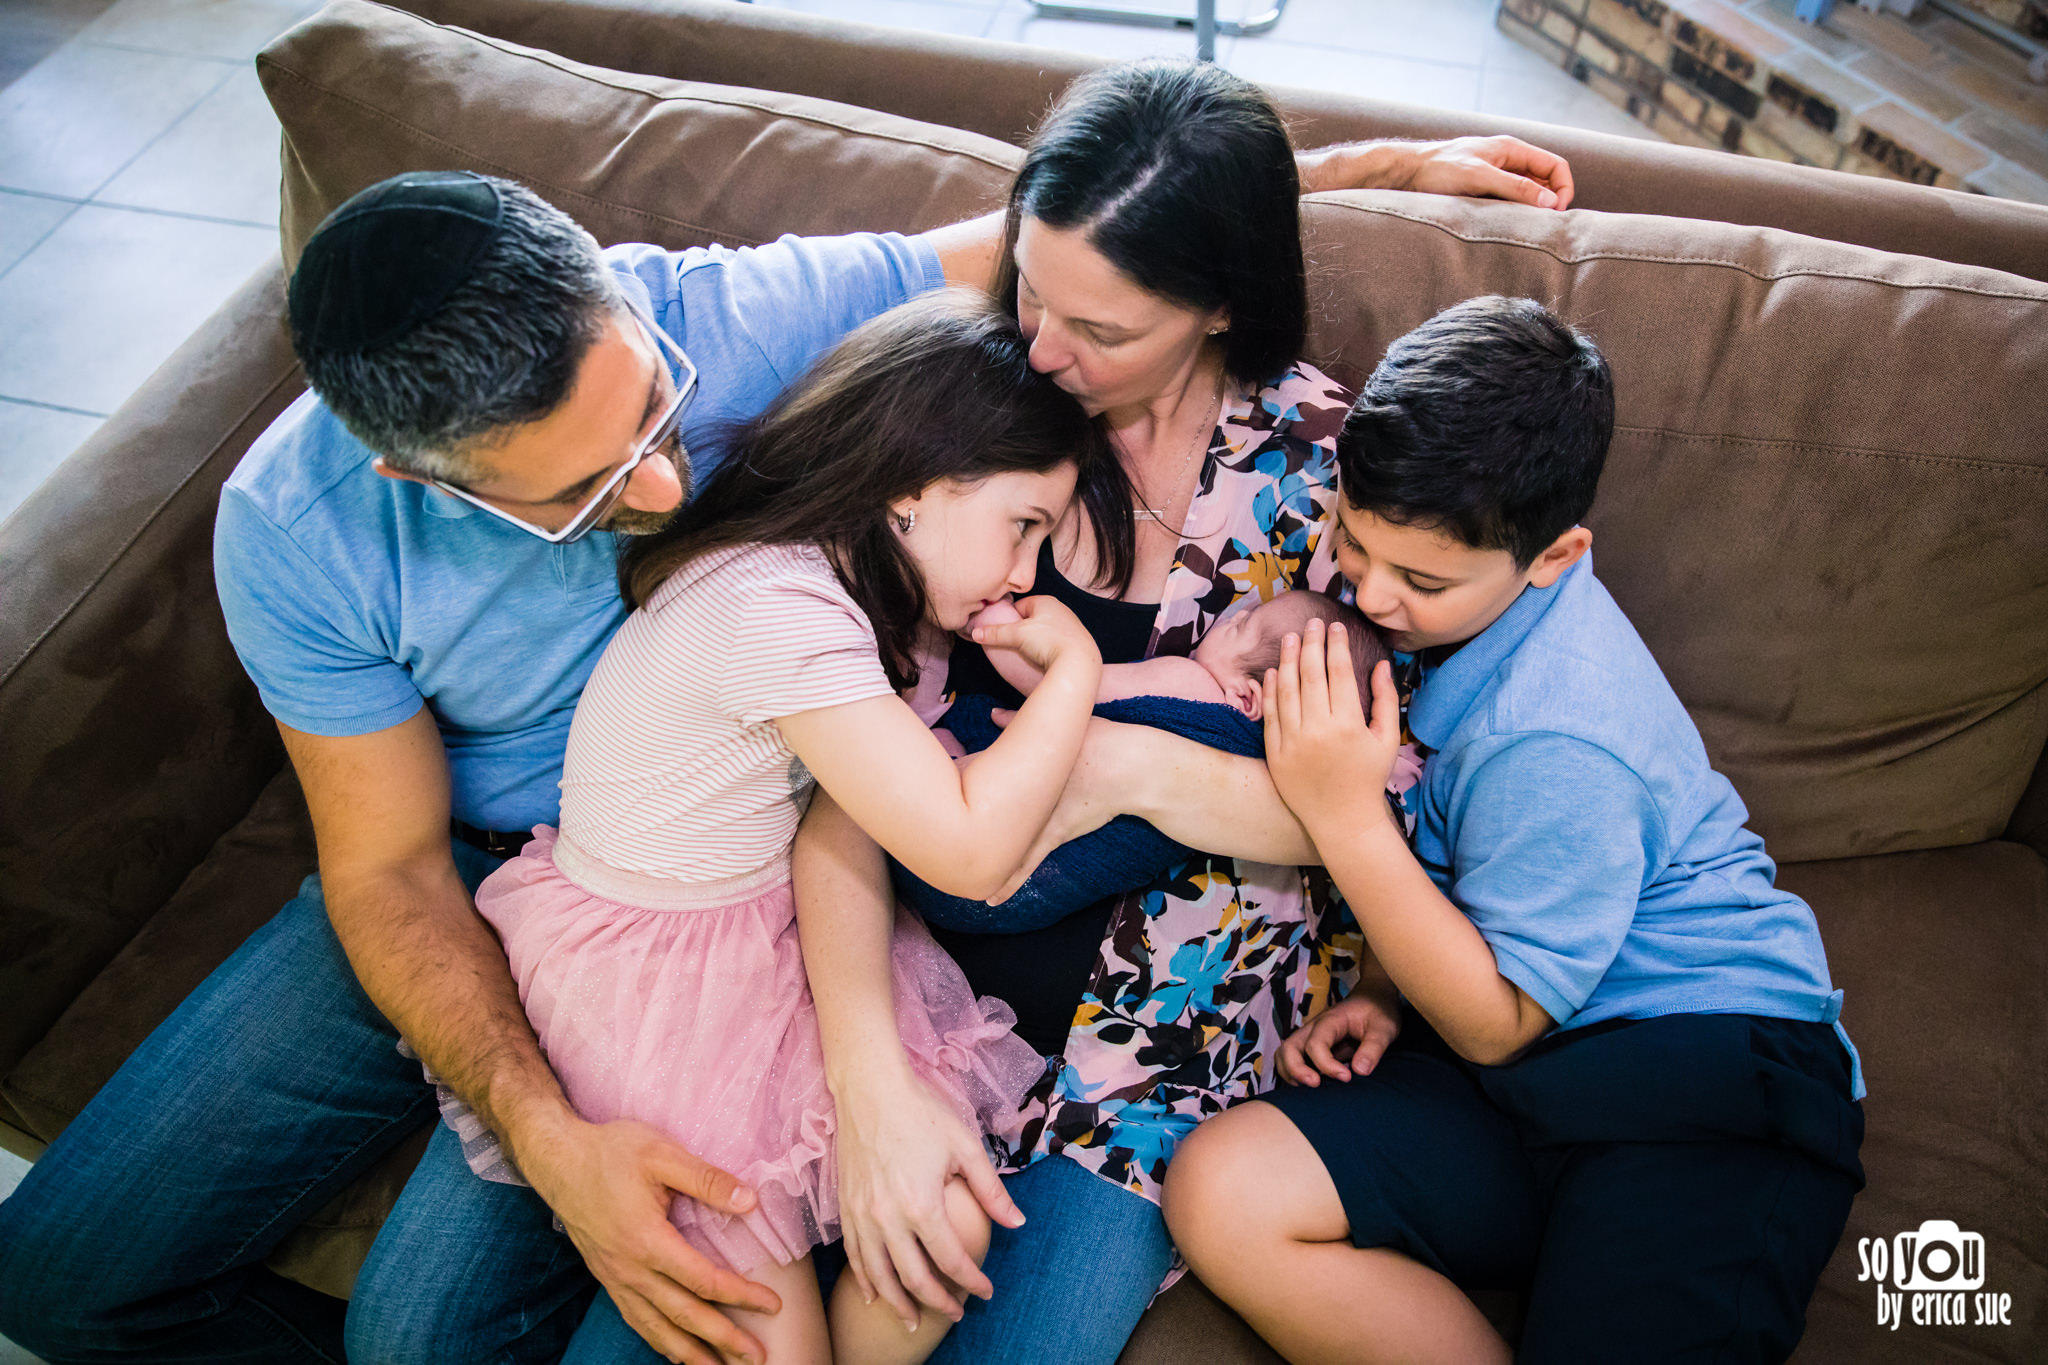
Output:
[1192,590,1390,720]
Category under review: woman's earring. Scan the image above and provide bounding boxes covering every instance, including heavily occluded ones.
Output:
[1207,324,1228,335]
[894,510,916,534]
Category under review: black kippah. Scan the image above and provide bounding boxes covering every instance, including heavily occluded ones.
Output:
[288,171,505,355]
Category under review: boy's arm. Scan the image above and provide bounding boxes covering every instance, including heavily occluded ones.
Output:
[1263,622,1647,1066]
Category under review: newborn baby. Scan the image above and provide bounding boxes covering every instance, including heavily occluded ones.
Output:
[894,590,1400,935]
[970,588,1386,720]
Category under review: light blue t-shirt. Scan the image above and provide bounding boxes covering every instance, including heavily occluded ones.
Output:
[216,232,944,831]
[1406,554,1863,1097]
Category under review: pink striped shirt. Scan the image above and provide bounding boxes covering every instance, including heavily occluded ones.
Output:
[558,542,897,881]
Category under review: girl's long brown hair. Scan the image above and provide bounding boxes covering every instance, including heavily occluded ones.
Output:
[619,289,1117,689]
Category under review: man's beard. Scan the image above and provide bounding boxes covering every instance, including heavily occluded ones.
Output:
[605,504,681,536]
[603,443,691,537]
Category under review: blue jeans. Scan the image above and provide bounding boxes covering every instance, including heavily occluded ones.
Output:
[0,843,599,1364]
[563,1153,1174,1365]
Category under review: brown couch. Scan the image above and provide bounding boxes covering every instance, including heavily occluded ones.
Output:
[2,1,2043,1360]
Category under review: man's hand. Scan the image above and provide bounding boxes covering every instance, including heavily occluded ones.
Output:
[518,1114,781,1365]
[835,1066,1024,1331]
[1262,617,1402,837]
[1300,134,1575,210]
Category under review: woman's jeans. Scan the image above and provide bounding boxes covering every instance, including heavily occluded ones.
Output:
[0,844,602,1365]
[566,1152,1176,1365]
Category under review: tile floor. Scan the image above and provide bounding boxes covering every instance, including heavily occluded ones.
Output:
[0,0,1666,530]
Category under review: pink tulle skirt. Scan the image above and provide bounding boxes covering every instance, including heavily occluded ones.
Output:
[474,825,1043,1275]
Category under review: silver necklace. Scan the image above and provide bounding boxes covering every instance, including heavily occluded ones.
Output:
[1133,377,1225,528]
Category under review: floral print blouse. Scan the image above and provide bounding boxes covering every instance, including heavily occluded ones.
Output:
[991,360,1419,1204]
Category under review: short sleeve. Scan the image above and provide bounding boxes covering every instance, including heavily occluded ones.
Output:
[615,232,944,470]
[714,567,897,726]
[1445,733,1665,1026]
[214,487,424,737]
[712,232,944,387]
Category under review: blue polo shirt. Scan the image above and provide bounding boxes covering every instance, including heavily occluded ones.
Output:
[1407,555,1863,1097]
[216,232,943,831]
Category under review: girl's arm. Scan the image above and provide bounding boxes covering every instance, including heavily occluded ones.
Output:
[983,718,1320,904]
[791,791,1022,1332]
[779,597,1100,901]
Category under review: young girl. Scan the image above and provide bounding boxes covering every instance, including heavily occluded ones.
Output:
[473,289,1110,1364]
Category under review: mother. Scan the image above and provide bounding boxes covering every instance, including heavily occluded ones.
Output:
[796,60,1520,1364]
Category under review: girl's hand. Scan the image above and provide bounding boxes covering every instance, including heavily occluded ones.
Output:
[971,594,1098,676]
[1262,617,1400,836]
[963,597,1021,635]
[833,1065,1024,1331]
[1279,994,1401,1087]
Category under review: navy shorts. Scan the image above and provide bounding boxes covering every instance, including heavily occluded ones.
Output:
[1266,1009,1864,1365]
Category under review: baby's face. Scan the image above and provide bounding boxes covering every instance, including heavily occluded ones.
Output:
[1190,595,1292,686]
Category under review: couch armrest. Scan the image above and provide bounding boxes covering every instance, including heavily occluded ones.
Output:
[2007,707,2048,859]
[392,0,2048,282]
[0,261,304,1082]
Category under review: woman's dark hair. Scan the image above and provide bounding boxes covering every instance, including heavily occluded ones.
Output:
[1336,296,1614,569]
[619,289,1112,689]
[991,59,1306,594]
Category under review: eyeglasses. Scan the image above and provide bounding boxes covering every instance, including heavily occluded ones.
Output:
[428,302,698,544]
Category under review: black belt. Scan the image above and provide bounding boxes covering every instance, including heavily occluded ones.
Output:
[452,821,532,859]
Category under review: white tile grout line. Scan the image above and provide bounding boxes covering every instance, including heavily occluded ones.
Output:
[2,185,275,230]
[78,57,243,210]
[0,395,111,418]
[0,29,277,289]
[0,199,80,289]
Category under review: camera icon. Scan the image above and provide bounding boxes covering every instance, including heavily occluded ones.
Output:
[1894,1221,1985,1291]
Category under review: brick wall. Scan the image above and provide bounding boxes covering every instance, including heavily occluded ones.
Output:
[1496,0,2044,196]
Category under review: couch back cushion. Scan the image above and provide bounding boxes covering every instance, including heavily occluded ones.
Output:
[1303,192,2048,862]
[260,0,1021,268]
[260,3,2048,864]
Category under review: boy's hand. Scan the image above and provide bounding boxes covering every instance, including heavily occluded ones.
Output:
[1262,617,1401,834]
[1279,994,1400,1087]
[971,594,1098,676]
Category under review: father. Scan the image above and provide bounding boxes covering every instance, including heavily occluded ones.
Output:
[0,130,1572,1365]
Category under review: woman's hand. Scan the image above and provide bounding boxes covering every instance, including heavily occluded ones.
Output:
[971,593,1099,677]
[834,1065,1025,1331]
[1262,617,1402,839]
[1299,135,1575,210]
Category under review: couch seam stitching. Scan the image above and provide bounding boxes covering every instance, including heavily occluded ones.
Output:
[0,358,304,686]
[1615,424,2048,475]
[452,24,1020,172]
[258,61,742,240]
[1312,197,2048,304]
[257,42,1014,242]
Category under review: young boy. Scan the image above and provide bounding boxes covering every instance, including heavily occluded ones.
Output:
[1161,296,1866,1365]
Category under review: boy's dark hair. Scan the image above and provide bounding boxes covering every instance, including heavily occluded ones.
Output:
[1337,296,1613,568]
[992,58,1307,595]
[618,289,1110,690]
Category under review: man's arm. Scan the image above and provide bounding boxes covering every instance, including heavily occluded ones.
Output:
[924,136,1574,290]
[279,710,779,1365]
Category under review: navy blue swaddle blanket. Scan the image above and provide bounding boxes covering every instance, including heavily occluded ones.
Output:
[891,692,1265,933]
